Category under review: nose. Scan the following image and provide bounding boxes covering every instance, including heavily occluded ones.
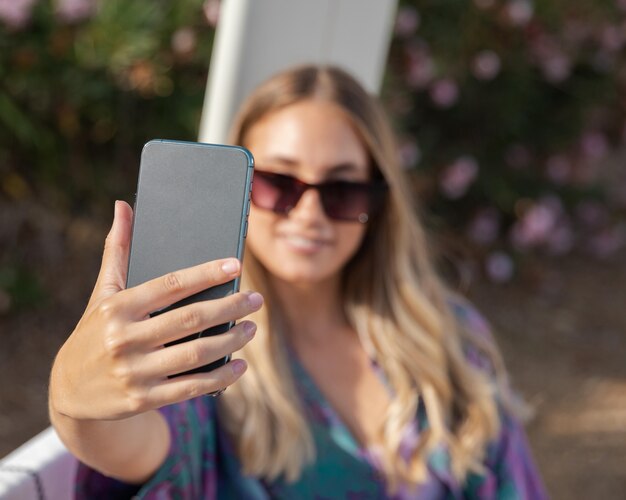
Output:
[288,186,328,223]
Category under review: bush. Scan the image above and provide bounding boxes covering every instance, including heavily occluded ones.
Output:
[0,0,624,299]
[385,0,626,281]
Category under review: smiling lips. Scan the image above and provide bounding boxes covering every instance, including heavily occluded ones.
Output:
[280,233,331,254]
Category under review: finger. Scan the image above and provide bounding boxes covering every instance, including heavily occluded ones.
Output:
[121,258,243,318]
[140,321,256,378]
[132,291,263,348]
[148,359,247,406]
[89,201,133,308]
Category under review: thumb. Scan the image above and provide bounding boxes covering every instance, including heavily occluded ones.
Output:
[89,200,133,306]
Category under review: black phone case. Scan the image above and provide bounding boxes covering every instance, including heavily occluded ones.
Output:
[126,139,254,375]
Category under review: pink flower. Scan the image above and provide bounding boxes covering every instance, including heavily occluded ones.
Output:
[429,79,459,108]
[546,154,571,185]
[395,6,420,37]
[511,198,562,249]
[54,0,95,23]
[485,252,514,283]
[529,34,572,83]
[542,53,571,83]
[397,139,421,169]
[547,223,574,255]
[581,131,609,160]
[171,27,197,55]
[203,0,220,27]
[600,25,624,52]
[405,44,434,89]
[472,50,501,81]
[504,0,534,27]
[440,156,479,199]
[575,201,609,229]
[572,133,608,183]
[0,0,37,29]
[587,224,626,258]
[467,208,501,245]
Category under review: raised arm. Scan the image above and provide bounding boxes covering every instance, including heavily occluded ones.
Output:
[49,201,262,484]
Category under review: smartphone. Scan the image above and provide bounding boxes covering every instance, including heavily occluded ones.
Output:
[126,139,254,375]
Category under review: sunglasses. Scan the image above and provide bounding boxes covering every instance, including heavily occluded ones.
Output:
[251,170,388,223]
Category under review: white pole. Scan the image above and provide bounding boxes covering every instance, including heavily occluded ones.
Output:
[198,0,398,144]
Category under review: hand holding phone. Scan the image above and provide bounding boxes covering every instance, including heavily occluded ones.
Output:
[50,140,259,423]
[50,202,263,423]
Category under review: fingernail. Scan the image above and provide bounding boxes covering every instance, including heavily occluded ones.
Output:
[246,291,263,309]
[221,259,240,275]
[231,359,247,375]
[243,321,256,339]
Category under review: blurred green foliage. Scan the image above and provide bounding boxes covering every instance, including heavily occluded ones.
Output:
[0,0,217,313]
[0,0,625,307]
[0,0,214,212]
[0,264,45,311]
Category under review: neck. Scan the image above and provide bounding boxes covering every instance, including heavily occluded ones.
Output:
[268,274,349,345]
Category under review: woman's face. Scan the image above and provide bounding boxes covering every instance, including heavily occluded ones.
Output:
[245,99,370,287]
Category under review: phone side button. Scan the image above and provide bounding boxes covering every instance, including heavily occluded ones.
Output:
[244,221,248,237]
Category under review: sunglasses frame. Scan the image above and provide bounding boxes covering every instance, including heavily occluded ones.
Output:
[251,169,388,223]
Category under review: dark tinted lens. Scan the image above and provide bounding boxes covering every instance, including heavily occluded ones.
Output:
[252,171,387,222]
[251,172,302,214]
[320,181,386,222]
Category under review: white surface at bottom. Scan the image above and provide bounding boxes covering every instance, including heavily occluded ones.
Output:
[0,427,77,500]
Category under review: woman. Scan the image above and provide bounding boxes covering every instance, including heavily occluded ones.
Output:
[49,65,546,499]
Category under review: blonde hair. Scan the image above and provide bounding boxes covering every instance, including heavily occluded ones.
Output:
[219,65,508,491]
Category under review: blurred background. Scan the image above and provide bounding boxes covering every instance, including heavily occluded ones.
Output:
[0,0,625,498]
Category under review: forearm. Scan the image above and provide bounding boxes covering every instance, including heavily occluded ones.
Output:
[50,406,170,484]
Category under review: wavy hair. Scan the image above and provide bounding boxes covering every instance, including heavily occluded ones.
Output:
[218,65,512,492]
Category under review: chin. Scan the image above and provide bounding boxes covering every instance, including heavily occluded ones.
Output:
[271,264,339,287]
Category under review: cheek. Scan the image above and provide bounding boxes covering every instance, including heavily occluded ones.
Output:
[335,225,367,261]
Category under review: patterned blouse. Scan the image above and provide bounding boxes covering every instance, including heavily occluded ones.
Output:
[75,302,547,499]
